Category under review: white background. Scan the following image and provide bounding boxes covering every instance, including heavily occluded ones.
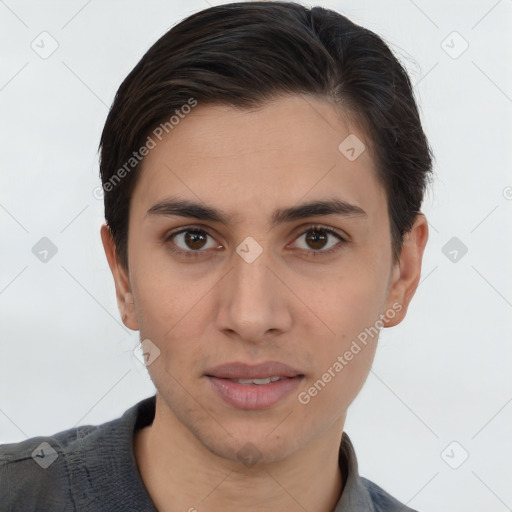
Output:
[1,1,511,510]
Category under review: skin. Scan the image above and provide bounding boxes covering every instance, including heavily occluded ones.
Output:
[101,94,428,512]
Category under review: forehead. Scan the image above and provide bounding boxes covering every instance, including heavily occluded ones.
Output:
[132,95,386,222]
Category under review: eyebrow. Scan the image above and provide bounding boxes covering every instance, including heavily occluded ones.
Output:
[146,197,367,227]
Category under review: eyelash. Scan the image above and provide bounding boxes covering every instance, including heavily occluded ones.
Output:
[164,224,347,259]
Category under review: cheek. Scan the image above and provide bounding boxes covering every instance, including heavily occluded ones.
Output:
[130,243,214,328]
[306,264,387,338]
[130,271,211,366]
[296,275,384,408]
[298,350,376,423]
[295,265,386,393]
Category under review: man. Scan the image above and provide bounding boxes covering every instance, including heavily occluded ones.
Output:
[0,2,431,510]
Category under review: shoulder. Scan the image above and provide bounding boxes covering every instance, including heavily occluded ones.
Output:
[361,477,420,512]
[0,395,156,511]
[0,424,99,511]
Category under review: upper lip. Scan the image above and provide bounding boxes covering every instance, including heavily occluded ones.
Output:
[205,361,303,380]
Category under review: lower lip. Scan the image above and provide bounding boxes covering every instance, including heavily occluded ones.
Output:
[206,376,303,410]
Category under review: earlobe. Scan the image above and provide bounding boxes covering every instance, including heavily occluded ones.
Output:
[100,224,139,331]
[383,214,429,328]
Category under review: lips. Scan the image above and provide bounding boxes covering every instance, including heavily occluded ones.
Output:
[204,361,304,380]
[204,361,304,410]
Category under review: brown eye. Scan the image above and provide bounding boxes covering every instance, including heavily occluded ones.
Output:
[184,231,207,250]
[292,226,345,254]
[305,229,329,250]
[169,229,220,253]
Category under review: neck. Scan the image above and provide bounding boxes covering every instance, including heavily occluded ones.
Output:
[134,398,345,512]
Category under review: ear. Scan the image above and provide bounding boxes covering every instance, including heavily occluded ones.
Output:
[383,214,429,327]
[100,224,139,331]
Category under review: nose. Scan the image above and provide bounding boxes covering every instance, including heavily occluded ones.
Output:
[214,249,293,344]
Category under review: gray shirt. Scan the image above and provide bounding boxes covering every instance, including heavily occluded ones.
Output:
[0,395,418,511]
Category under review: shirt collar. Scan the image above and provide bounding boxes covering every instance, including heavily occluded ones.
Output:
[334,432,377,511]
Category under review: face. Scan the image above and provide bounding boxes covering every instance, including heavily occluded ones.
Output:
[103,94,426,464]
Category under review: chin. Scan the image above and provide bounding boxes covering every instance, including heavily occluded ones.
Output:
[194,418,304,466]
[203,435,294,466]
[154,381,310,464]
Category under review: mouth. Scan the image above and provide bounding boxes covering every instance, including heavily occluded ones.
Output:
[227,376,285,385]
[204,361,305,410]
